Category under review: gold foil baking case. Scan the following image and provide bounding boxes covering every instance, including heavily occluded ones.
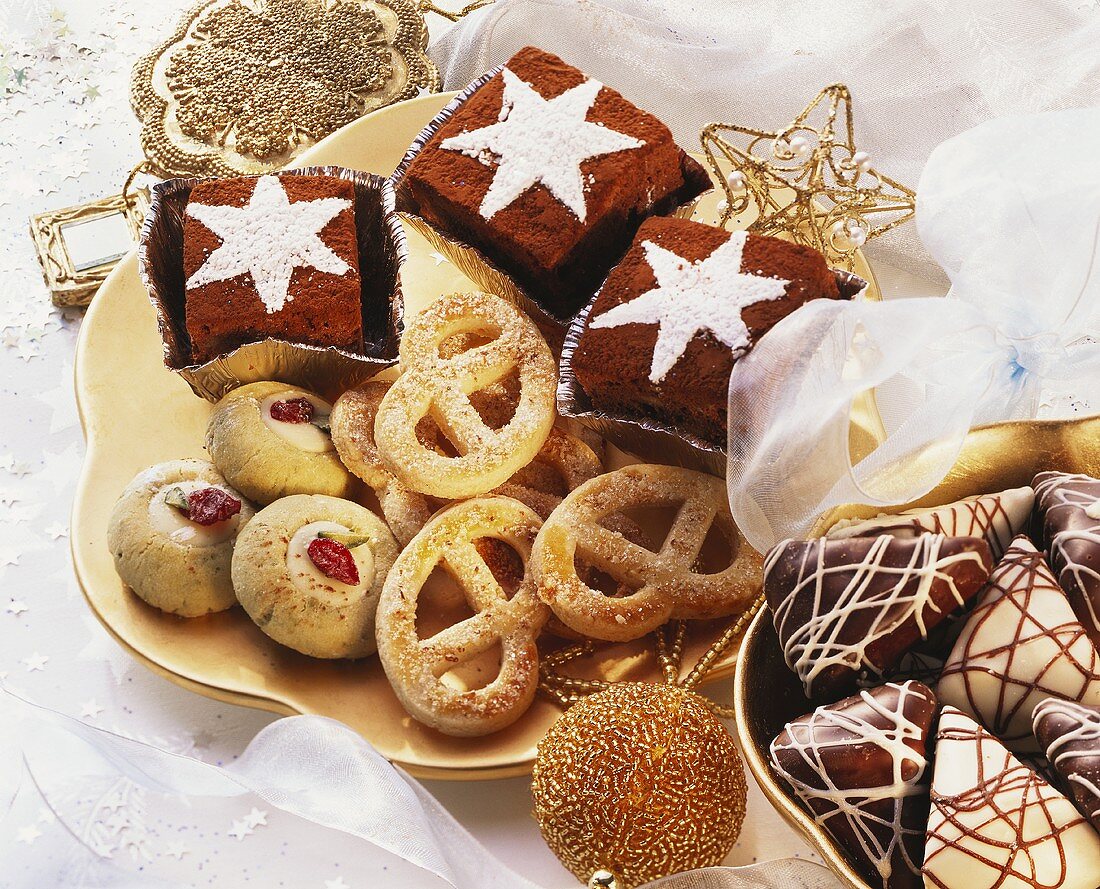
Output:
[138,165,405,402]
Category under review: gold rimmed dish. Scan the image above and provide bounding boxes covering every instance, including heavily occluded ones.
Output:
[74,92,833,780]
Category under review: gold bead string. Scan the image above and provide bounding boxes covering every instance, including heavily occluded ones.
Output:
[655,620,686,685]
[418,0,495,21]
[539,593,766,716]
[681,593,765,692]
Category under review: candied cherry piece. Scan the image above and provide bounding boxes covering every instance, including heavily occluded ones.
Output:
[269,397,315,424]
[307,537,360,585]
[186,487,242,526]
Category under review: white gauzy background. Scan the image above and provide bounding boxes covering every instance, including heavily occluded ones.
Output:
[3,0,1099,885]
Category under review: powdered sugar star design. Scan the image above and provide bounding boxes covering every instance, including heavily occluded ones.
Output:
[440,67,643,222]
[186,175,352,314]
[590,231,789,383]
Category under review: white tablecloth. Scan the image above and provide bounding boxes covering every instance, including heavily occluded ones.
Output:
[0,1,948,885]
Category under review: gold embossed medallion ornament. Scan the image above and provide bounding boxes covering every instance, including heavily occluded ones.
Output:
[700,84,916,268]
[131,0,440,177]
[532,607,763,889]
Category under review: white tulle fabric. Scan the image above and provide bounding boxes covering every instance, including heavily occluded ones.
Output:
[0,692,841,888]
[726,107,1100,551]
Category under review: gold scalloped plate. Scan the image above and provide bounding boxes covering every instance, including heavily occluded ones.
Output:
[734,413,1100,888]
[75,92,882,780]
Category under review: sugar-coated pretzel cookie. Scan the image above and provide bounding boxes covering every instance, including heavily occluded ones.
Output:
[375,496,549,737]
[331,381,436,546]
[374,292,556,499]
[334,375,606,547]
[532,464,763,642]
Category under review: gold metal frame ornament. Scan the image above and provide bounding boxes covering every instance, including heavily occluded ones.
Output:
[701,84,916,269]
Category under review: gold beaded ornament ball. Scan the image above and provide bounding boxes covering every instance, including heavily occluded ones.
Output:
[531,682,747,889]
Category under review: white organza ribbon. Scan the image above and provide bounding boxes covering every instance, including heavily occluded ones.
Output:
[0,691,841,888]
[727,107,1100,552]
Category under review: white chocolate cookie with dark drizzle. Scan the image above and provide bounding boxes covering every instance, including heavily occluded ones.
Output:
[924,705,1100,889]
[770,680,936,889]
[763,534,992,701]
[231,494,398,659]
[107,459,254,616]
[939,535,1100,752]
[1034,471,1100,646]
[827,487,1034,561]
[1034,697,1100,831]
[206,381,355,505]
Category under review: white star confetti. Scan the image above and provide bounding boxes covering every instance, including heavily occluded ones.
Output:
[324,878,350,889]
[6,599,28,615]
[80,699,105,719]
[590,231,790,382]
[164,840,189,859]
[227,819,254,841]
[245,807,268,828]
[44,521,68,539]
[17,824,42,845]
[428,250,448,266]
[186,175,352,314]
[440,67,643,222]
[22,652,48,671]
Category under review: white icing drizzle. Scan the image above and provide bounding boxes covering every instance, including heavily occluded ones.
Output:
[147,479,240,546]
[1035,471,1100,636]
[185,175,352,314]
[589,233,789,383]
[1034,697,1100,824]
[765,534,987,696]
[769,680,932,887]
[827,487,1035,560]
[439,67,643,222]
[924,706,1100,889]
[938,535,1100,752]
[260,391,334,453]
[286,521,374,599]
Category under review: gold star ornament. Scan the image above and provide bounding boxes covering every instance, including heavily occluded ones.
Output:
[700,84,916,268]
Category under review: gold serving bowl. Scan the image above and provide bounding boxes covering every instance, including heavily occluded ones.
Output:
[734,413,1100,889]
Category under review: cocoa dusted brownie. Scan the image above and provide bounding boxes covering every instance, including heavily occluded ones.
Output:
[570,216,843,446]
[183,173,363,363]
[398,46,710,320]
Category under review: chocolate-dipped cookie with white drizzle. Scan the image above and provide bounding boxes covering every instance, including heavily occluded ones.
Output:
[1034,471,1100,646]
[1034,697,1100,832]
[924,705,1100,889]
[770,680,936,889]
[939,535,1100,753]
[827,486,1034,561]
[763,533,992,700]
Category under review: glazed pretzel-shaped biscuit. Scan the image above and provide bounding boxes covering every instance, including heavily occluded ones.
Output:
[532,464,763,642]
[333,380,604,545]
[374,292,556,499]
[375,496,550,737]
[331,381,436,546]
